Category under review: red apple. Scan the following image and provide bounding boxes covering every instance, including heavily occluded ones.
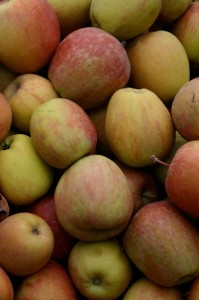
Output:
[0,267,14,300]
[26,193,76,261]
[0,93,12,143]
[14,260,78,300]
[48,27,131,110]
[0,0,60,74]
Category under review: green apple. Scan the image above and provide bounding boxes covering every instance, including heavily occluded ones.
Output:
[68,238,133,300]
[3,73,58,133]
[90,0,162,41]
[157,0,192,23]
[0,212,54,276]
[0,134,54,206]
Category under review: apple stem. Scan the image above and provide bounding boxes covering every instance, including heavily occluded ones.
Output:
[151,155,170,167]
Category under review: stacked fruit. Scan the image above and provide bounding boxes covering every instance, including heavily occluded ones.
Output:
[1,0,199,299]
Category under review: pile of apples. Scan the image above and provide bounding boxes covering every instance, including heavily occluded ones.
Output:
[1,0,199,299]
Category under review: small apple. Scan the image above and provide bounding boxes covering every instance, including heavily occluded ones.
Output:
[90,0,162,41]
[0,212,54,276]
[0,63,16,92]
[0,267,14,300]
[0,134,55,206]
[105,87,175,167]
[26,193,76,261]
[0,0,60,73]
[30,98,97,169]
[3,73,58,133]
[126,30,190,104]
[14,260,78,300]
[123,200,199,287]
[68,238,133,300]
[48,27,131,110]
[0,92,12,143]
[54,154,133,241]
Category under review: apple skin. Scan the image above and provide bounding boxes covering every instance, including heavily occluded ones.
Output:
[0,0,60,74]
[157,0,192,23]
[0,93,12,143]
[171,77,199,141]
[90,0,162,41]
[123,200,199,287]
[171,2,199,67]
[165,140,199,218]
[68,238,133,300]
[3,73,58,133]
[126,30,190,104]
[105,87,175,167]
[54,154,133,241]
[0,212,54,276]
[30,98,97,169]
[123,277,183,300]
[0,134,55,206]
[47,0,91,38]
[0,267,14,300]
[48,27,131,110]
[26,193,76,261]
[0,193,10,222]
[14,260,78,300]
[114,160,158,214]
[187,276,199,300]
[0,63,16,93]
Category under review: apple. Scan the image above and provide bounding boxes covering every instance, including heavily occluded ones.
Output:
[0,92,12,143]
[165,140,199,218]
[90,0,162,41]
[68,238,133,300]
[30,98,97,169]
[47,0,91,38]
[187,276,199,299]
[54,154,133,241]
[123,200,199,287]
[0,63,16,93]
[171,77,199,141]
[48,27,131,110]
[0,0,60,74]
[3,73,58,133]
[123,277,183,300]
[105,87,175,168]
[0,193,10,222]
[157,0,192,24]
[171,2,199,67]
[26,193,76,261]
[126,30,190,104]
[0,267,14,300]
[114,159,159,214]
[14,259,78,300]
[0,134,55,206]
[0,212,54,276]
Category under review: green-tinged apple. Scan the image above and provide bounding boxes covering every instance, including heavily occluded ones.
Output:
[171,77,199,141]
[0,212,54,276]
[30,98,97,169]
[48,27,131,110]
[165,140,199,218]
[171,2,199,67]
[3,73,58,133]
[187,276,199,299]
[47,0,91,38]
[26,193,76,261]
[0,267,14,300]
[88,104,113,157]
[105,87,175,167]
[14,260,78,300]
[157,0,192,24]
[90,0,162,41]
[123,200,199,287]
[126,30,190,104]
[0,193,10,222]
[54,154,133,241]
[0,63,16,92]
[114,160,158,214]
[152,131,187,186]
[0,92,12,143]
[123,277,183,300]
[0,134,54,206]
[68,238,133,300]
[0,0,60,74]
